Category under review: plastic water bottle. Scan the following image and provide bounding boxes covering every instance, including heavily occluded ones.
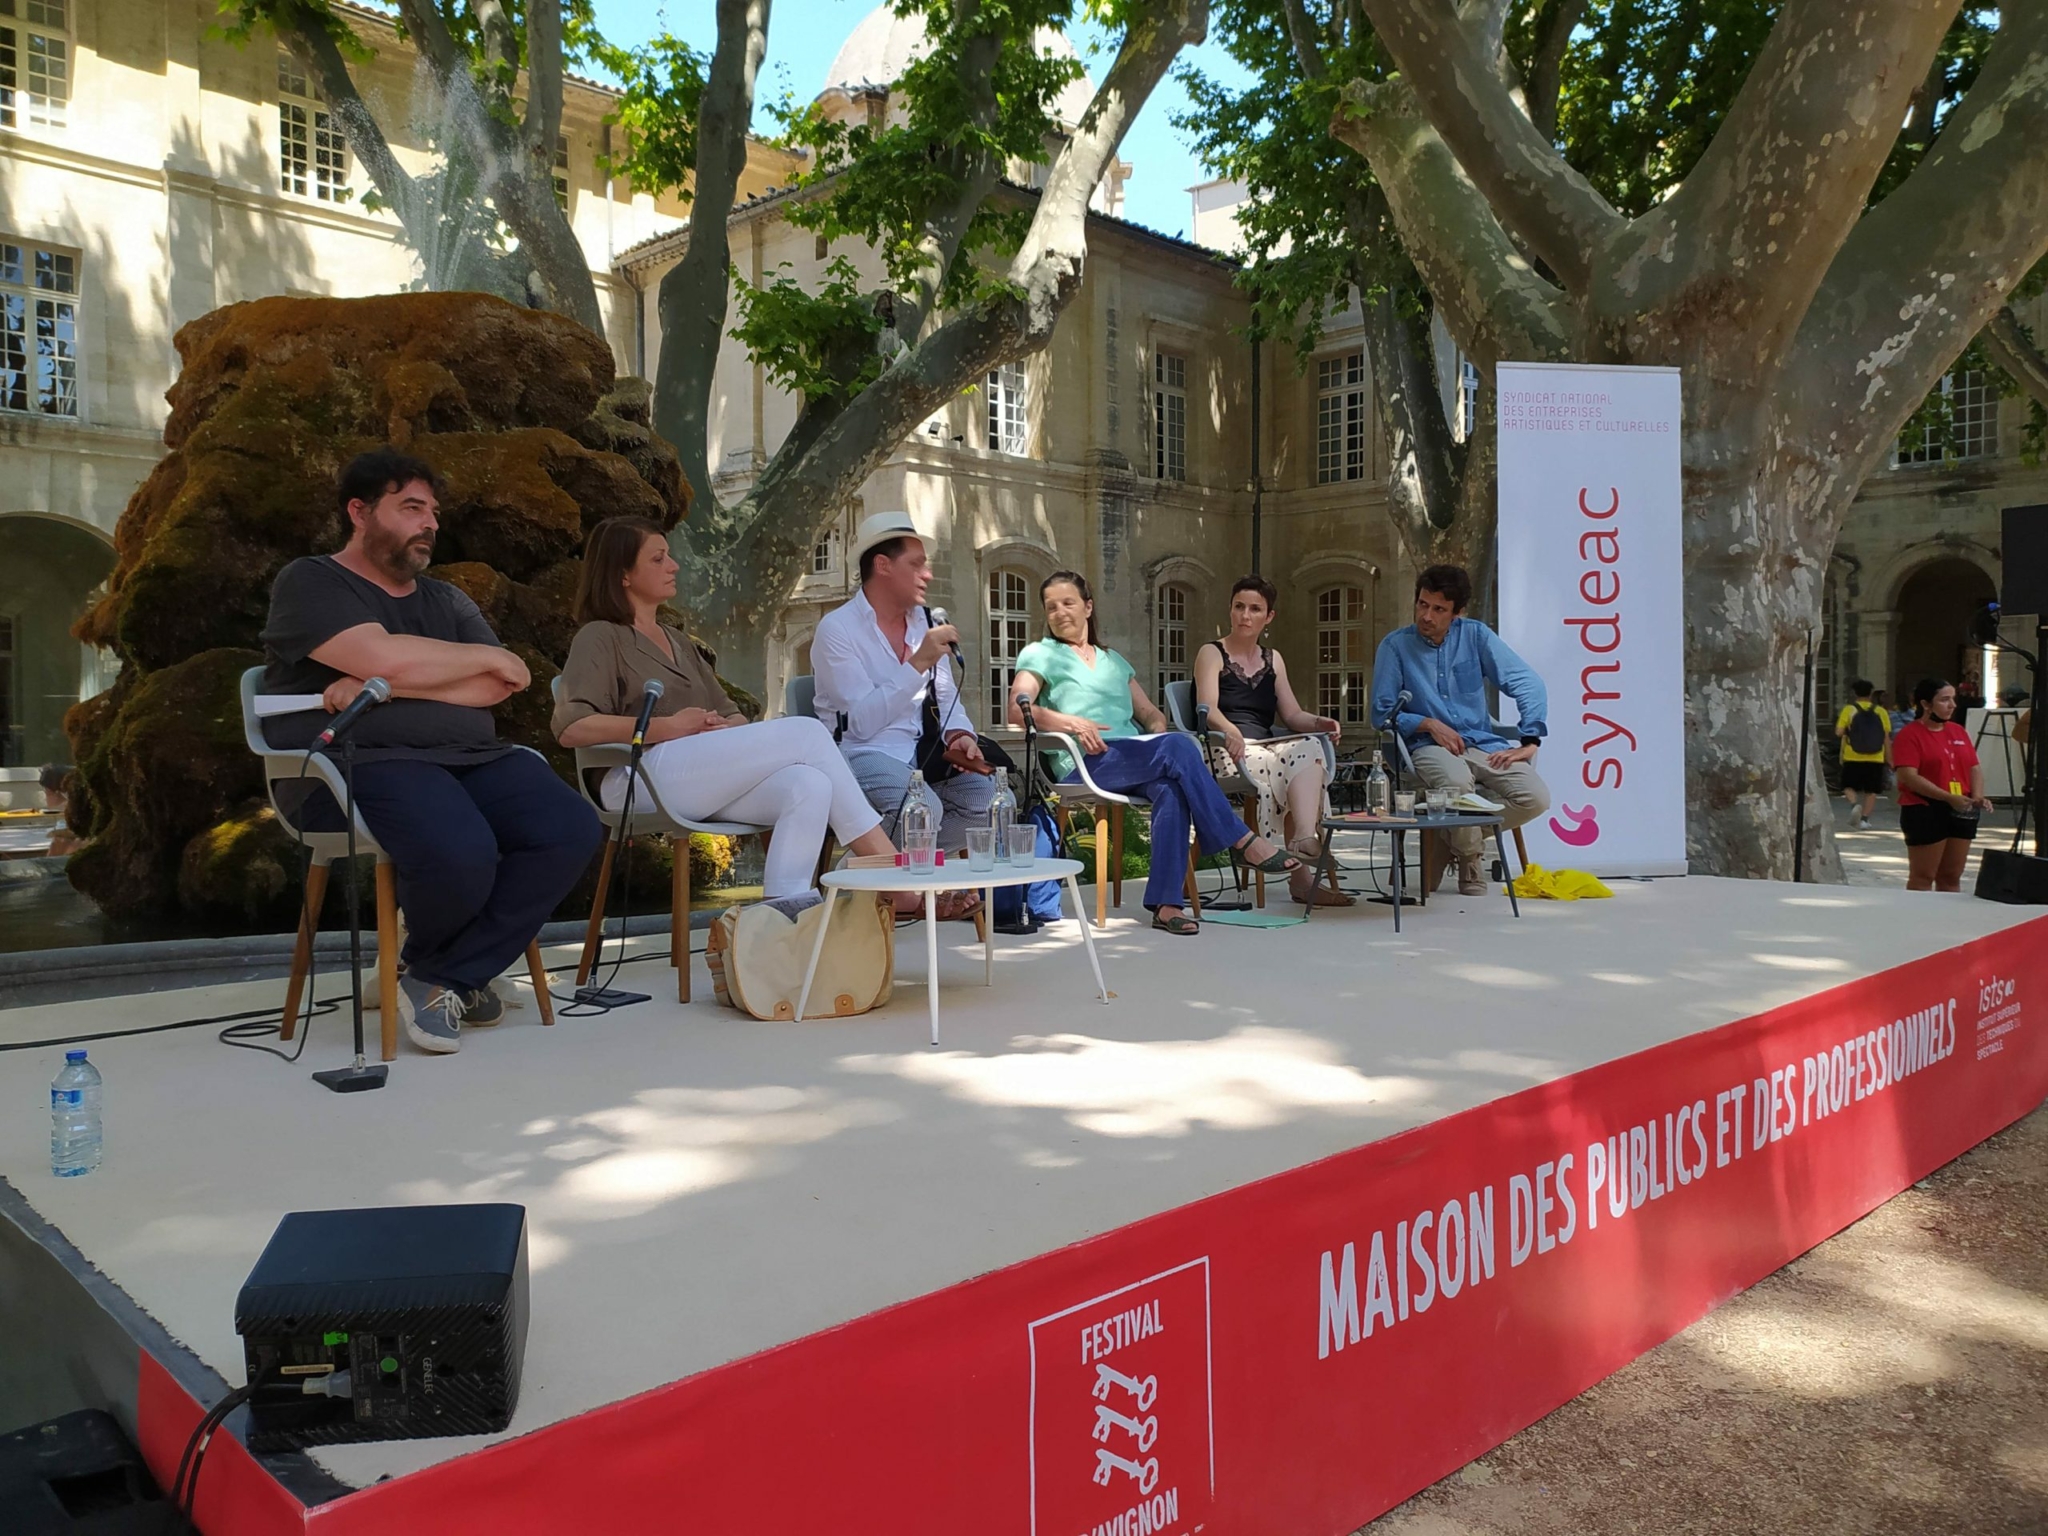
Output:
[902,769,938,866]
[988,768,1017,861]
[1367,751,1391,817]
[50,1049,102,1177]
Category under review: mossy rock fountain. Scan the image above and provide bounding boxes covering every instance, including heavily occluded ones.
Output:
[65,292,744,930]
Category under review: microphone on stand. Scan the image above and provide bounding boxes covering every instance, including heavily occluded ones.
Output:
[313,677,391,749]
[1380,688,1412,734]
[630,679,665,750]
[927,606,963,662]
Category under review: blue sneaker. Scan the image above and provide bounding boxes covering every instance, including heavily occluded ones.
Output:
[396,974,464,1054]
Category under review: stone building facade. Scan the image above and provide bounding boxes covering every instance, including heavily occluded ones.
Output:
[0,0,792,766]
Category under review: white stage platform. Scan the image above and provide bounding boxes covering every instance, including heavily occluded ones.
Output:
[1,873,2034,1500]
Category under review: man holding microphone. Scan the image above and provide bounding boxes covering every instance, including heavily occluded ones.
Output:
[261,448,600,1054]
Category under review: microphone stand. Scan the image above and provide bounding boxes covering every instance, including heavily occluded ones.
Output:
[312,732,388,1093]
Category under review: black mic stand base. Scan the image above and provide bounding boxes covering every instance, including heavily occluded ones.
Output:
[574,985,652,1008]
[314,1060,390,1093]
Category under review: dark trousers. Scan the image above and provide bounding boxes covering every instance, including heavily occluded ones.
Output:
[308,751,601,993]
[1063,734,1250,909]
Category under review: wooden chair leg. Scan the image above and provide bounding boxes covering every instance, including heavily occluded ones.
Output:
[973,905,988,944]
[1183,827,1199,907]
[1110,805,1125,911]
[1513,827,1530,870]
[374,860,399,1062]
[577,836,618,986]
[1095,809,1111,928]
[526,942,554,1026]
[674,835,691,1004]
[280,861,330,1042]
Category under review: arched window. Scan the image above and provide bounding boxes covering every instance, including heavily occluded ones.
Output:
[986,568,1032,727]
[1155,582,1191,698]
[1316,585,1368,724]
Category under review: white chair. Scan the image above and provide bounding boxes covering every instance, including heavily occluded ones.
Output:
[1028,727,1200,929]
[550,677,770,1003]
[239,668,554,1062]
[1163,679,1341,909]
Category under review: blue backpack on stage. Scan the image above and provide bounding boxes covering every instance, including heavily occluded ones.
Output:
[992,800,1066,927]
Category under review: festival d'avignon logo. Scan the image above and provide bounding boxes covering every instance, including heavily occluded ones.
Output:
[1550,804,1602,846]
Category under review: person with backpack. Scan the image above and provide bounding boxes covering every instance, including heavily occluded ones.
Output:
[1834,679,1891,829]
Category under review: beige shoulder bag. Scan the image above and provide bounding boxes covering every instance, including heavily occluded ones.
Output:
[705,891,895,1021]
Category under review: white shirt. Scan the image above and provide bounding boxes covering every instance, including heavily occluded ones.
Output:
[812,588,970,763]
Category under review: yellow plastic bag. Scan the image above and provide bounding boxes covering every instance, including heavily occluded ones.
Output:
[1508,862,1614,900]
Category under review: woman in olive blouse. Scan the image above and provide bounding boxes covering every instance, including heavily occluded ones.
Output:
[552,517,909,903]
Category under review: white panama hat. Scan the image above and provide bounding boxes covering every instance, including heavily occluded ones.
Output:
[849,509,928,565]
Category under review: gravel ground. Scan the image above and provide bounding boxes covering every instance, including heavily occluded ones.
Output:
[1359,1089,2048,1536]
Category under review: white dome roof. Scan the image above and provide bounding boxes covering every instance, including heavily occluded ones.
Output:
[822,5,1097,126]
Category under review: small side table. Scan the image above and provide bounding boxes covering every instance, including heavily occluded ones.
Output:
[1307,812,1523,930]
[797,857,1107,1045]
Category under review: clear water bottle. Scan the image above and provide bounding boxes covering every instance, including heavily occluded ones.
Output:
[50,1049,102,1177]
[988,768,1017,861]
[1367,751,1391,817]
[902,769,938,866]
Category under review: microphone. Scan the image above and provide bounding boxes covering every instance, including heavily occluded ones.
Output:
[927,606,963,662]
[631,678,664,750]
[1015,691,1036,724]
[1380,689,1411,733]
[313,677,390,748]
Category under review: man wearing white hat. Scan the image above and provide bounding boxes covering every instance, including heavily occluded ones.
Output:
[812,510,996,849]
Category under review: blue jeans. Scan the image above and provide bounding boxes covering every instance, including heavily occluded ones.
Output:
[1063,735,1250,909]
[303,751,602,992]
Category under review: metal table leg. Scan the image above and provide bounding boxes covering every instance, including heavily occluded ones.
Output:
[793,890,836,1022]
[1301,828,1335,920]
[1495,824,1522,917]
[1067,875,1110,1002]
[985,885,994,985]
[926,889,941,1047]
[1391,829,1404,933]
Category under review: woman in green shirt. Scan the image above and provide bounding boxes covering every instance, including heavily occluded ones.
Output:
[1009,572,1303,934]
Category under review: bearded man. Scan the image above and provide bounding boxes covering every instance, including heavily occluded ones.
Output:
[260,448,599,1055]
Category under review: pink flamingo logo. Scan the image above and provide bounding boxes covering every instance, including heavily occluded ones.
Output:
[1549,804,1601,847]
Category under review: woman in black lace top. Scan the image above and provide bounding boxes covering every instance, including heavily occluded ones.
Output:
[1193,575,1351,906]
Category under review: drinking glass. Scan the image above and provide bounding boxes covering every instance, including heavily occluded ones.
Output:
[966,826,998,873]
[906,827,938,870]
[1394,791,1416,816]
[1428,787,1452,815]
[1006,826,1037,867]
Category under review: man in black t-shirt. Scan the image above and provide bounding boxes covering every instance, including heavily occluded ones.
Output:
[262,448,600,1055]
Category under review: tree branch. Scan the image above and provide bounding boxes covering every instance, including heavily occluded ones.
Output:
[1369,283,1463,559]
[391,0,465,90]
[1785,3,2048,489]
[471,0,520,87]
[1331,75,1572,365]
[1640,0,1958,372]
[1983,305,2048,413]
[891,4,1007,345]
[654,0,772,525]
[1278,0,1328,79]
[523,0,567,160]
[1524,0,1584,142]
[721,0,1209,613]
[1355,0,1621,293]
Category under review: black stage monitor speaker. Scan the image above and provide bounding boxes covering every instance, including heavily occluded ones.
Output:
[236,1204,528,1451]
[2004,503,2048,615]
[1975,849,2048,905]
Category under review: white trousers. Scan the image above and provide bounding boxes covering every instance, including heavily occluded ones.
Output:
[602,716,883,899]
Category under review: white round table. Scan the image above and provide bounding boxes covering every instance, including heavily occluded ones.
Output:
[797,857,1107,1045]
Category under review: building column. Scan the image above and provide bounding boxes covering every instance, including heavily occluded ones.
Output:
[1857,609,1900,698]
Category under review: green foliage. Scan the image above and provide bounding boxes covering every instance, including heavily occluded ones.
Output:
[772,0,1086,316]
[731,257,889,401]
[1179,2,1396,362]
[592,31,709,197]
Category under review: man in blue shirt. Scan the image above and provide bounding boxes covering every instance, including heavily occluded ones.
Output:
[1369,565,1552,895]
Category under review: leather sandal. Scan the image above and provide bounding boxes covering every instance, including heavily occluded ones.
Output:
[1151,911,1201,936]
[1230,838,1304,876]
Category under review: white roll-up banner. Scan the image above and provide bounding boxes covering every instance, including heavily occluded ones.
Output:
[1497,361,1686,877]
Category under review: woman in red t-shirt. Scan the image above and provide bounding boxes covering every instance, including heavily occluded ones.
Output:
[1890,677,1993,891]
